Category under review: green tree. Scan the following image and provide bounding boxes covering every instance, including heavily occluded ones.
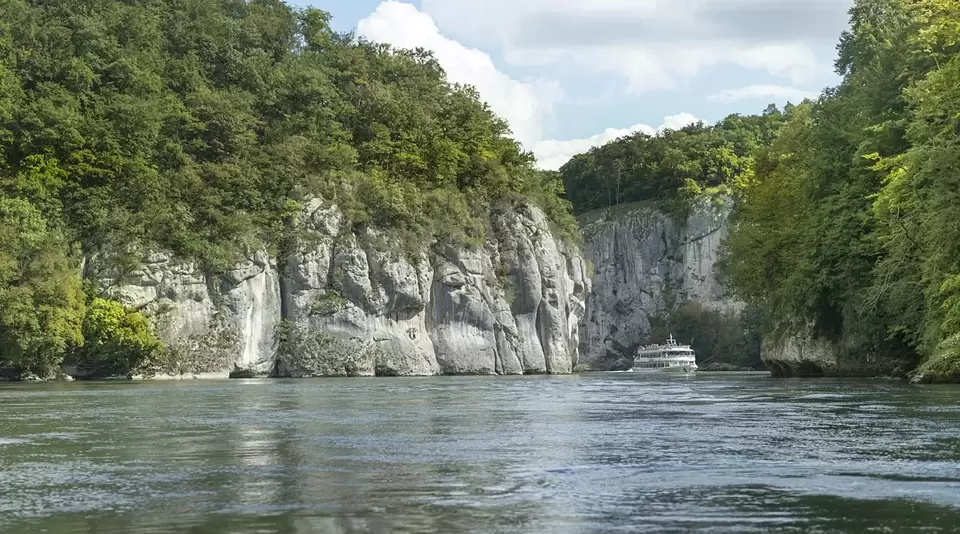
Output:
[722,0,957,376]
[0,198,84,377]
[77,297,163,376]
[869,0,960,378]
[559,113,788,216]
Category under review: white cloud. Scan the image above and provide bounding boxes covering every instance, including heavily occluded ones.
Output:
[421,0,849,92]
[731,45,822,84]
[532,113,702,171]
[357,2,702,172]
[660,112,702,130]
[356,1,561,146]
[501,42,824,93]
[708,84,819,104]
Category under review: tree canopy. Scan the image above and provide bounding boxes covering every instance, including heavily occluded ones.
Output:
[559,111,785,216]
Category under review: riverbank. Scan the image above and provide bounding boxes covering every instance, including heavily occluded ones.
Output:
[8,364,958,383]
[910,341,960,384]
[6,368,771,382]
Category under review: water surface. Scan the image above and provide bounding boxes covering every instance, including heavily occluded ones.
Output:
[2,374,960,533]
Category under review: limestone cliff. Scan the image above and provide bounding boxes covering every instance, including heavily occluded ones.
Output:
[84,201,589,378]
[761,327,917,378]
[578,196,914,377]
[761,331,842,377]
[85,251,282,377]
[579,197,742,367]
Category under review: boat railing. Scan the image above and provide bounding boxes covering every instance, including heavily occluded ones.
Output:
[638,335,692,352]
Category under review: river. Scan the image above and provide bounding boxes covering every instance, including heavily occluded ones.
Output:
[2,373,960,533]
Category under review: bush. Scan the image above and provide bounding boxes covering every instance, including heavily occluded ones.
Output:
[913,335,960,384]
[77,298,163,376]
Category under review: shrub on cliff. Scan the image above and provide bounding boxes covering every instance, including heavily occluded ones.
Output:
[76,298,163,377]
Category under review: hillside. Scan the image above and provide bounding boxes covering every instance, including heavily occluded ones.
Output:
[0,0,580,378]
[724,0,960,381]
[559,111,784,217]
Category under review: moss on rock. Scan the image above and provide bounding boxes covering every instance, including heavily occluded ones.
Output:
[912,335,960,384]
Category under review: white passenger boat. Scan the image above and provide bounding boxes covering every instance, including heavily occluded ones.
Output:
[633,334,698,373]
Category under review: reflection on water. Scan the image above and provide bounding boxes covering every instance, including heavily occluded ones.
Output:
[2,375,960,533]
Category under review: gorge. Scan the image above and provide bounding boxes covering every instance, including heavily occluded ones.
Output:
[79,193,759,380]
[2,0,960,384]
[578,198,743,371]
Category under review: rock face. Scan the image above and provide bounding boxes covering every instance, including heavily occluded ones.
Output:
[762,327,918,378]
[580,198,741,366]
[88,251,282,377]
[761,331,841,377]
[85,201,589,378]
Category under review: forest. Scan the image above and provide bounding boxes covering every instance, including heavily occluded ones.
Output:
[724,0,960,380]
[560,110,785,217]
[0,0,575,378]
[561,0,960,380]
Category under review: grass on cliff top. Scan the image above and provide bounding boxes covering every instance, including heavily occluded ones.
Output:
[576,200,664,240]
[576,200,659,227]
[575,190,733,242]
[576,188,733,229]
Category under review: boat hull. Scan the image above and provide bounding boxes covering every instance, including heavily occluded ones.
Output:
[632,365,698,374]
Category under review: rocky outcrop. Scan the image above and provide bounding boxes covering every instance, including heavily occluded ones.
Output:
[580,197,741,366]
[277,201,588,377]
[761,331,841,377]
[84,201,589,378]
[763,326,919,378]
[86,251,282,378]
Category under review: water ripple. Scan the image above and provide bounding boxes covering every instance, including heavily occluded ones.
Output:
[2,374,960,533]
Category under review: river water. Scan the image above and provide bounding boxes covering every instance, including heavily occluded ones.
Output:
[2,373,960,533]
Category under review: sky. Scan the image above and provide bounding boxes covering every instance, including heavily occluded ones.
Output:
[291,0,854,170]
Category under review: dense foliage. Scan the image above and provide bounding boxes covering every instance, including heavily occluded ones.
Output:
[75,297,164,376]
[0,0,577,377]
[724,0,960,378]
[560,111,784,216]
[649,302,763,370]
[0,198,85,377]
